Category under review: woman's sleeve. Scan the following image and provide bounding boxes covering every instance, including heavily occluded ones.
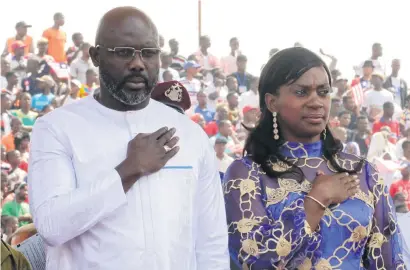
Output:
[363,163,407,270]
[223,159,322,269]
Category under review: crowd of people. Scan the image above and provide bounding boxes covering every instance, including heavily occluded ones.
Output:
[0,8,409,269]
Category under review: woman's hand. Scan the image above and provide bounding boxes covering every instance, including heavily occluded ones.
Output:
[309,171,360,206]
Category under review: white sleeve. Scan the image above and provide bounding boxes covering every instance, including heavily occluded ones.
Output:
[28,119,128,247]
[195,134,229,270]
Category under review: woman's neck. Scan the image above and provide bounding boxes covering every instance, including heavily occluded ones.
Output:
[21,107,30,114]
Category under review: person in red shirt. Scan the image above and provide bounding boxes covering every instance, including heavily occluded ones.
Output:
[390,163,410,210]
[372,101,400,143]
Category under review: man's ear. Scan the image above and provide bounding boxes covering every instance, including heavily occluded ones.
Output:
[89,46,100,67]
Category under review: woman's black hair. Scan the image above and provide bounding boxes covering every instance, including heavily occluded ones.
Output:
[244,47,364,180]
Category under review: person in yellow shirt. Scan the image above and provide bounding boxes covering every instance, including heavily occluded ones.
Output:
[2,21,34,57]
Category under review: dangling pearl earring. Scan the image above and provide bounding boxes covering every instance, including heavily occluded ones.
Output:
[322,128,327,140]
[273,112,279,140]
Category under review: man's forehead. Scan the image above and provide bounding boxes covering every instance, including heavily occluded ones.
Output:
[98,16,158,47]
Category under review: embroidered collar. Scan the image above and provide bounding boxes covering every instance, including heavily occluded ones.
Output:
[280,141,323,158]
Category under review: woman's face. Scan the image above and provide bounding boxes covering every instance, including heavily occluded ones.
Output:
[265,66,330,142]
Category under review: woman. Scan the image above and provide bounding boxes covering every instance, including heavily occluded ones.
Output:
[223,47,406,269]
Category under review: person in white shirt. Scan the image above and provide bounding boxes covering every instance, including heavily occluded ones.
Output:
[60,79,81,106]
[28,7,229,270]
[70,43,94,84]
[214,137,234,175]
[0,59,10,89]
[354,43,387,77]
[180,61,202,111]
[238,76,259,112]
[220,37,241,76]
[363,73,395,122]
[393,193,410,268]
[158,51,179,82]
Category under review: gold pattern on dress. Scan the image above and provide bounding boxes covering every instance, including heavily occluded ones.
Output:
[298,258,312,270]
[352,190,375,209]
[270,160,293,172]
[239,179,257,197]
[224,148,406,269]
[237,218,260,234]
[276,236,292,257]
[368,232,385,249]
[350,226,367,242]
[315,259,332,270]
[242,239,259,257]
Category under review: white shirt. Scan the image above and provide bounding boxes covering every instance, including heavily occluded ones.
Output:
[238,90,259,112]
[217,154,234,173]
[70,58,94,84]
[220,53,239,75]
[0,76,7,89]
[158,67,180,82]
[363,88,394,115]
[28,96,229,270]
[397,212,410,268]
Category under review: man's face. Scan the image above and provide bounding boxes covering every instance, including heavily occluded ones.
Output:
[384,105,394,118]
[357,119,368,132]
[18,185,28,201]
[228,94,239,107]
[237,60,247,71]
[214,143,226,155]
[374,45,383,57]
[226,77,238,91]
[26,59,39,73]
[1,95,11,111]
[371,75,383,89]
[38,42,48,54]
[20,94,32,109]
[55,15,65,26]
[73,34,84,47]
[339,113,351,127]
[91,16,160,106]
[14,47,24,57]
[186,67,199,76]
[8,74,18,86]
[169,40,179,53]
[16,26,27,37]
[219,122,232,136]
[1,60,10,74]
[201,37,211,49]
[392,60,400,74]
[230,39,239,51]
[11,119,22,133]
[363,66,373,77]
[8,151,21,167]
[161,54,172,67]
[343,97,355,111]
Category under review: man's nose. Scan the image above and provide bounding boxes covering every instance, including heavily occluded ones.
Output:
[128,53,145,72]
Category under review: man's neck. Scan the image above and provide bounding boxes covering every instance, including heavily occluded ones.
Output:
[371,55,378,60]
[230,50,236,57]
[200,48,208,55]
[161,64,169,69]
[382,115,392,121]
[228,104,236,110]
[81,55,89,62]
[362,75,371,81]
[216,153,225,159]
[97,88,150,112]
[86,80,93,87]
[199,104,206,109]
[52,24,60,30]
[15,34,25,40]
[374,87,382,91]
[37,52,45,57]
[170,50,177,57]
[15,197,24,204]
[186,74,194,80]
[21,107,30,114]
[6,85,14,91]
[43,89,51,95]
[237,70,245,75]
[392,71,399,78]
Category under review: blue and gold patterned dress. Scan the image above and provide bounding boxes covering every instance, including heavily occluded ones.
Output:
[223,141,407,269]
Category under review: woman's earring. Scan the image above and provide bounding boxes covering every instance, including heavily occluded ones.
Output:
[273,112,279,140]
[322,128,327,140]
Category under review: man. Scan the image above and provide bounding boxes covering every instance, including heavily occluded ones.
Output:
[214,137,234,177]
[42,12,67,63]
[2,21,34,57]
[11,92,38,132]
[194,90,215,123]
[2,182,31,227]
[1,59,10,89]
[70,43,94,84]
[220,37,241,75]
[8,41,27,85]
[393,192,410,268]
[31,75,55,111]
[372,101,400,143]
[158,51,179,82]
[180,61,202,109]
[384,59,408,109]
[193,35,219,70]
[229,55,253,94]
[349,115,370,156]
[363,73,394,122]
[238,76,259,111]
[168,38,186,71]
[21,57,41,96]
[28,7,228,270]
[355,43,386,77]
[66,32,84,65]
[1,93,12,135]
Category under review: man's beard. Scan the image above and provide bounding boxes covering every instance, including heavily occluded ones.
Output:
[99,68,157,106]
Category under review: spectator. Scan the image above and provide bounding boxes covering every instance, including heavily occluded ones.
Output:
[0,59,10,89]
[42,12,66,63]
[220,37,241,75]
[372,102,400,143]
[2,21,33,57]
[383,59,408,109]
[214,137,234,175]
[194,90,215,123]
[11,93,38,132]
[5,150,27,187]
[66,32,84,65]
[168,38,186,71]
[1,93,13,135]
[230,54,252,93]
[349,116,371,156]
[7,42,27,85]
[2,183,31,227]
[238,76,259,112]
[390,165,410,210]
[70,42,93,84]
[14,132,30,164]
[1,117,22,151]
[31,75,55,111]
[193,35,219,70]
[363,73,394,122]
[20,57,42,96]
[226,92,240,126]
